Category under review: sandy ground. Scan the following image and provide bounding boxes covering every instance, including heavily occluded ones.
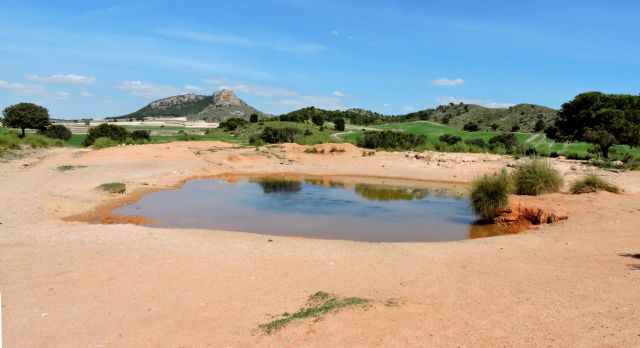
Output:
[0,142,639,347]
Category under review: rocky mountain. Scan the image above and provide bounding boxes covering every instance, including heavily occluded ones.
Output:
[114,89,262,122]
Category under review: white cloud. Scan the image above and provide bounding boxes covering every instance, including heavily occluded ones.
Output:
[402,106,415,112]
[116,81,183,98]
[435,96,514,108]
[431,78,464,87]
[26,74,96,84]
[332,30,340,36]
[0,80,70,99]
[272,95,343,110]
[383,103,391,107]
[80,91,94,97]
[332,90,344,97]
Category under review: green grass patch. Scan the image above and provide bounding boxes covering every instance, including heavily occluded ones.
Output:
[513,159,563,195]
[259,291,370,334]
[97,182,126,194]
[570,174,620,194]
[57,165,87,172]
[469,170,512,220]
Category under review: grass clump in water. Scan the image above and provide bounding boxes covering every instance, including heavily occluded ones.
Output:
[512,159,563,195]
[570,174,620,194]
[469,170,511,220]
[259,291,370,334]
[98,182,126,194]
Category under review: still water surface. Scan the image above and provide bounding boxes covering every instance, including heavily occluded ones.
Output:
[113,175,511,242]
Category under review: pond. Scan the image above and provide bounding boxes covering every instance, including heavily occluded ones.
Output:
[112,174,515,242]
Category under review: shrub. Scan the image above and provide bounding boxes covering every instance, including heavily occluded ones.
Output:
[512,159,563,195]
[84,123,129,146]
[38,124,72,140]
[259,127,302,144]
[98,182,126,194]
[465,138,487,148]
[0,132,22,150]
[570,174,620,194]
[356,130,427,150]
[304,147,325,154]
[304,129,313,136]
[439,134,462,145]
[511,125,521,132]
[463,122,479,132]
[334,118,346,131]
[489,133,518,153]
[22,134,65,148]
[219,117,248,131]
[311,114,324,126]
[330,147,345,153]
[249,113,259,123]
[469,170,511,220]
[130,129,151,141]
[92,137,119,149]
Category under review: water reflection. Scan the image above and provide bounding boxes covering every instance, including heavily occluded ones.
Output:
[112,175,522,242]
[251,178,302,194]
[354,184,430,201]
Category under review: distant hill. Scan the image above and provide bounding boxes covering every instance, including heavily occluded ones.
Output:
[427,103,558,132]
[113,89,262,122]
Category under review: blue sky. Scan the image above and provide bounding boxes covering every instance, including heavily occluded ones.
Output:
[1,0,639,119]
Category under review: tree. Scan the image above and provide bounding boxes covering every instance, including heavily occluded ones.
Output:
[311,114,324,127]
[534,119,545,132]
[2,103,50,137]
[334,118,345,131]
[463,122,479,132]
[439,134,462,145]
[511,125,521,132]
[584,129,617,158]
[249,113,259,123]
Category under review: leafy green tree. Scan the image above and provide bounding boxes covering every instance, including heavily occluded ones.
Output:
[584,129,617,158]
[2,103,50,137]
[249,113,259,123]
[439,134,462,145]
[534,119,545,132]
[334,118,345,131]
[311,114,324,127]
[462,122,479,132]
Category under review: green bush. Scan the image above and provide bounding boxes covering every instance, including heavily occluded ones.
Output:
[92,137,119,149]
[219,117,248,131]
[334,118,346,131]
[84,123,129,146]
[130,129,151,141]
[98,182,126,194]
[513,159,563,195]
[465,138,487,148]
[463,122,479,132]
[489,133,518,153]
[259,127,303,144]
[356,130,427,150]
[570,174,620,194]
[0,132,22,150]
[38,124,72,140]
[469,170,512,220]
[439,134,462,145]
[22,134,65,148]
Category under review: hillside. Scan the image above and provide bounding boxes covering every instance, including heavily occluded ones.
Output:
[114,89,262,122]
[428,103,558,132]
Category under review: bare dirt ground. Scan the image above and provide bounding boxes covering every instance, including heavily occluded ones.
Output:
[1,142,639,347]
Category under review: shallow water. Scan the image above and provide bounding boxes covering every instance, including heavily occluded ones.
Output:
[113,175,513,242]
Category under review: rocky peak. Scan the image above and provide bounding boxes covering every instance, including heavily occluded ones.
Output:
[213,89,244,107]
[150,94,206,109]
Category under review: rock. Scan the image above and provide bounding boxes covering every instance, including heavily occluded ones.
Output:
[570,165,578,171]
[213,89,243,107]
[150,94,207,109]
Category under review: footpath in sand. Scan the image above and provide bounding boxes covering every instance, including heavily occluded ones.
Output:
[0,141,639,347]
